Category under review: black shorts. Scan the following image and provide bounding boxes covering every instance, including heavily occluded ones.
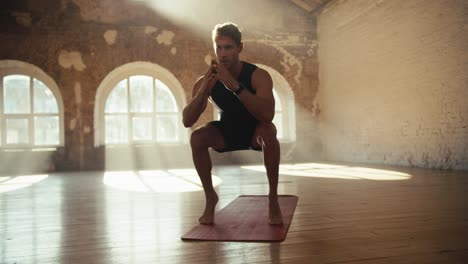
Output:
[209,120,262,153]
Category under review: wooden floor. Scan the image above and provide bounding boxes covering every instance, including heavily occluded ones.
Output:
[1,162,467,264]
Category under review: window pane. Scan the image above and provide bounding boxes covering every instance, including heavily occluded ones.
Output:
[34,79,58,113]
[155,80,177,112]
[156,115,178,142]
[273,89,282,111]
[132,116,152,141]
[34,116,59,145]
[105,115,128,144]
[6,118,29,144]
[130,76,153,113]
[4,75,30,114]
[105,79,128,113]
[273,113,283,139]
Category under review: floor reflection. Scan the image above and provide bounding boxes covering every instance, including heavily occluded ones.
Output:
[0,174,48,193]
[103,169,222,192]
[1,175,61,264]
[104,184,185,264]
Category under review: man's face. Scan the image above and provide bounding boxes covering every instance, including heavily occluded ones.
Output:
[214,35,242,69]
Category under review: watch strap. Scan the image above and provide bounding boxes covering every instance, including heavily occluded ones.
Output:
[234,82,245,96]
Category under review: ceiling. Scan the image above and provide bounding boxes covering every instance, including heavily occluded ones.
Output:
[289,0,330,13]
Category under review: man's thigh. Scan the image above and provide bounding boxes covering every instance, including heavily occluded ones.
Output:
[192,122,226,150]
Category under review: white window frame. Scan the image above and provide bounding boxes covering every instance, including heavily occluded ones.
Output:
[0,60,65,149]
[94,62,188,147]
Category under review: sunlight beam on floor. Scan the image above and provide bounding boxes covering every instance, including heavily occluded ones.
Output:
[242,163,412,181]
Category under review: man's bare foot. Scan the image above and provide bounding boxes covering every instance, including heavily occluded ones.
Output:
[199,192,219,225]
[269,196,283,225]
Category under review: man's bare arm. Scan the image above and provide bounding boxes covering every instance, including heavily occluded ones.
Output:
[236,68,275,122]
[182,65,216,127]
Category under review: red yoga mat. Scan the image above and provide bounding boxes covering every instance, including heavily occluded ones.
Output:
[181,195,298,242]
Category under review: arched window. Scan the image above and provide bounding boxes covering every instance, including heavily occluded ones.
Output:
[95,62,187,146]
[0,60,64,149]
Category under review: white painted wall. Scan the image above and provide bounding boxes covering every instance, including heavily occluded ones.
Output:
[317,0,468,169]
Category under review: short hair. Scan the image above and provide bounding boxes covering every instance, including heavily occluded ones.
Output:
[212,22,242,46]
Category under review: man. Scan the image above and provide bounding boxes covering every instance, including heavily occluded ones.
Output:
[182,22,283,225]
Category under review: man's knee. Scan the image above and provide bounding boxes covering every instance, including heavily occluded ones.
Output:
[256,122,278,146]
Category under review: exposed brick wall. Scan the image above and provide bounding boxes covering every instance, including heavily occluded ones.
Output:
[0,0,320,171]
[317,0,468,169]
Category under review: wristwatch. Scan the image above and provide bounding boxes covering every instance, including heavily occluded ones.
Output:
[234,82,245,96]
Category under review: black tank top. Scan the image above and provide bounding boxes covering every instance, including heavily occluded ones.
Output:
[210,61,258,126]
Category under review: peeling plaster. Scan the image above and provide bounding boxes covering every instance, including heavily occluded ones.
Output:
[84,126,91,134]
[73,0,107,22]
[11,12,31,27]
[58,50,86,71]
[70,119,77,130]
[74,81,84,169]
[287,35,300,42]
[307,40,319,56]
[145,26,158,35]
[204,54,213,66]
[103,30,117,45]
[311,96,321,117]
[72,0,128,23]
[170,47,177,55]
[278,47,302,84]
[245,39,304,84]
[156,30,175,45]
[74,82,82,104]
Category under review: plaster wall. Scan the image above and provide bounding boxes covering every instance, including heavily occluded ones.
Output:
[317,0,468,169]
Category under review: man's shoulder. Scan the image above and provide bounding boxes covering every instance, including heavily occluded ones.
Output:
[241,61,269,76]
[251,66,272,88]
[242,61,258,71]
[251,66,270,79]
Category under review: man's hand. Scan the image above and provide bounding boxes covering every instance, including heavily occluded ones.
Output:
[212,60,240,92]
[198,62,217,96]
[182,62,218,128]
